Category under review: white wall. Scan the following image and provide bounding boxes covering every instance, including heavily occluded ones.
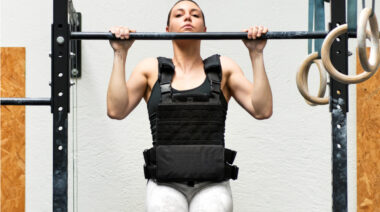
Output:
[2,0,379,211]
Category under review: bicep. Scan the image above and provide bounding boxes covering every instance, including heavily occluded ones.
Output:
[123,58,156,117]
[222,57,256,116]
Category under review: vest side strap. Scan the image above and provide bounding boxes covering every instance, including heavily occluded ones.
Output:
[224,164,239,180]
[225,149,237,164]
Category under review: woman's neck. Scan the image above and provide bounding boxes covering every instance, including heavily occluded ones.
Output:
[172,40,203,74]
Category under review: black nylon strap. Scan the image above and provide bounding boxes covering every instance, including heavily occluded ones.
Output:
[225,149,237,164]
[146,147,235,165]
[157,57,175,103]
[224,164,239,180]
[144,165,157,179]
[144,164,239,180]
[204,54,222,103]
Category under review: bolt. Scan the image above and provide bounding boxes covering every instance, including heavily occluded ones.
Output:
[71,68,79,76]
[56,36,65,45]
[70,52,76,58]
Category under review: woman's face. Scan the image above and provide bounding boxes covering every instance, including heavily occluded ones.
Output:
[166,1,206,33]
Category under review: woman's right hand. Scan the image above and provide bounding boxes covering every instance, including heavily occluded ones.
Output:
[109,26,136,53]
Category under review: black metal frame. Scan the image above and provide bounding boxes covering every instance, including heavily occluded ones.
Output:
[330,0,348,211]
[0,0,353,211]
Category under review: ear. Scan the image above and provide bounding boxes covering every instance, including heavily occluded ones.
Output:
[166,26,169,32]
[203,26,207,32]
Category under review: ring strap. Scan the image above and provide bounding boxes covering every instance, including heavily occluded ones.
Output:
[348,0,358,33]
[308,0,325,57]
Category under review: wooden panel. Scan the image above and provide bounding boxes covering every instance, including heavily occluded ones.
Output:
[357,48,380,211]
[1,47,26,212]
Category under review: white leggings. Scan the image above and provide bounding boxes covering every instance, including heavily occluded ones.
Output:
[145,179,233,212]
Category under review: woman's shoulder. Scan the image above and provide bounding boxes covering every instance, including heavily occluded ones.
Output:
[133,57,158,76]
[219,55,240,76]
[135,57,158,70]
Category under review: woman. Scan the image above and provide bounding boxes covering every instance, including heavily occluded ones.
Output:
[107,0,272,211]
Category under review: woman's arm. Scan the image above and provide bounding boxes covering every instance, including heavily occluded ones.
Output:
[106,26,153,120]
[224,26,273,119]
[107,55,155,120]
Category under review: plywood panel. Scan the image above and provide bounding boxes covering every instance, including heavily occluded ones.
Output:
[0,47,26,212]
[357,48,380,211]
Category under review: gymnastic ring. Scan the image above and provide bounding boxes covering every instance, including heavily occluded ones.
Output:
[358,8,380,73]
[296,52,329,106]
[321,24,377,84]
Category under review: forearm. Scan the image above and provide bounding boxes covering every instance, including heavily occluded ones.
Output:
[107,50,129,116]
[249,51,273,117]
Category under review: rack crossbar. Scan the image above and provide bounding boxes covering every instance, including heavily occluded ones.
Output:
[71,31,359,40]
[0,98,51,105]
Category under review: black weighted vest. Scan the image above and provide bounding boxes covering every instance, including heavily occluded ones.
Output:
[143,54,239,184]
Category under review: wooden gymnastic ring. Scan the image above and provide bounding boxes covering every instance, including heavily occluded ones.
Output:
[321,24,377,84]
[358,8,380,73]
[296,52,329,106]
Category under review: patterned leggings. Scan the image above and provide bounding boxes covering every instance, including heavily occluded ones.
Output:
[146,179,233,212]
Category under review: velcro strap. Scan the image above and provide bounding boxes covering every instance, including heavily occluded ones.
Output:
[204,55,221,82]
[224,164,239,180]
[204,55,221,74]
[144,165,157,179]
[210,80,221,94]
[225,149,237,164]
[143,148,156,165]
[157,57,174,84]
[160,83,171,94]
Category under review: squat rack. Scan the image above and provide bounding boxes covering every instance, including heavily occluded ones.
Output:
[1,0,355,211]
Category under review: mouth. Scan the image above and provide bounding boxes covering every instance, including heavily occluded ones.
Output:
[182,24,194,29]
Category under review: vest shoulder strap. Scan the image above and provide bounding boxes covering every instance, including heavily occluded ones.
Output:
[204,54,222,100]
[157,57,175,103]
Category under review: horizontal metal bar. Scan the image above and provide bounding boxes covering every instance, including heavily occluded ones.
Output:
[71,31,326,40]
[0,98,51,106]
[71,31,359,40]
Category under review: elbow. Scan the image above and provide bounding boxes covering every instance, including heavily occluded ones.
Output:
[107,109,126,120]
[253,109,273,120]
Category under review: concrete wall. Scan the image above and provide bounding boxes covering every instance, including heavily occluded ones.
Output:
[2,0,378,211]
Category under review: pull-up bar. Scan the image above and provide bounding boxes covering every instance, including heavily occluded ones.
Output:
[70,31,359,40]
[1,98,51,105]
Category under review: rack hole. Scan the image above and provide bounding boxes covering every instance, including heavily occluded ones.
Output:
[58,24,63,28]
[58,126,63,131]
[337,144,341,149]
[337,124,341,129]
[336,37,341,42]
[58,92,63,97]
[58,145,63,150]
[58,107,63,111]
[58,73,63,78]
[336,90,341,95]
[336,50,341,55]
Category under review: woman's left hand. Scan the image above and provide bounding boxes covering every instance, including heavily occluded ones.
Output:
[242,26,268,53]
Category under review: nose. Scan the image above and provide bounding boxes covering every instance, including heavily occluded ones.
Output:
[184,13,192,22]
